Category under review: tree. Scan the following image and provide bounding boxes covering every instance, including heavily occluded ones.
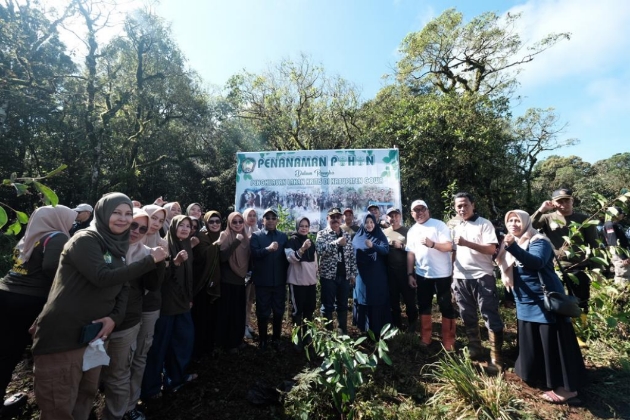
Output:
[510,108,579,208]
[226,53,364,151]
[397,8,570,96]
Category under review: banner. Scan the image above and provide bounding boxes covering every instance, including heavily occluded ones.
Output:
[235,149,401,231]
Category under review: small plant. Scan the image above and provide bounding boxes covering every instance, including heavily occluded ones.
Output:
[424,348,524,419]
[288,318,398,418]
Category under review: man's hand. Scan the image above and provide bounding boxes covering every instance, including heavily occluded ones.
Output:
[267,241,279,252]
[336,236,347,247]
[408,275,417,288]
[538,200,555,213]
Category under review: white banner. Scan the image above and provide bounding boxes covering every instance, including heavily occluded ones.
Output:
[235,149,401,231]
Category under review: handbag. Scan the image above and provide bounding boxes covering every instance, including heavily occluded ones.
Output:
[537,272,582,318]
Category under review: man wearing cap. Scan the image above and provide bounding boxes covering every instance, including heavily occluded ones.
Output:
[532,188,599,315]
[341,208,358,238]
[382,207,415,331]
[370,204,391,229]
[315,207,358,334]
[451,192,503,368]
[69,203,94,236]
[405,200,456,349]
[250,208,289,350]
[603,208,630,284]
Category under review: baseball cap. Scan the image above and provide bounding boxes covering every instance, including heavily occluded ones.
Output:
[410,200,428,210]
[343,207,354,214]
[367,204,379,210]
[386,207,401,215]
[551,188,573,201]
[263,208,278,217]
[328,207,342,216]
[72,203,93,213]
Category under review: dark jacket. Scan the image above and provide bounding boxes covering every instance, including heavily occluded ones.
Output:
[250,228,288,287]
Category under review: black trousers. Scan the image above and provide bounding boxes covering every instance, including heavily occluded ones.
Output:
[388,267,418,326]
[416,275,456,318]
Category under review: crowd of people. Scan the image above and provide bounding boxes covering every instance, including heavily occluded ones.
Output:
[2,186,627,418]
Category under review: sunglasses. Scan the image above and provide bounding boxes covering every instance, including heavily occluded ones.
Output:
[264,216,278,220]
[207,219,221,225]
[232,219,244,225]
[130,222,148,234]
[413,207,428,213]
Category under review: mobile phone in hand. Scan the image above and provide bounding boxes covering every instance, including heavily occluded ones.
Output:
[79,322,103,344]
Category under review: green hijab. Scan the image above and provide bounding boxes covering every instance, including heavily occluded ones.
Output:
[85,192,133,258]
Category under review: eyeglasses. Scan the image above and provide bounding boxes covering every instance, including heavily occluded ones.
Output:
[264,216,278,220]
[207,219,221,225]
[130,222,148,234]
[412,207,428,213]
[232,220,244,225]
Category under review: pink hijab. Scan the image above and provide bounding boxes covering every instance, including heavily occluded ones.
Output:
[126,209,152,264]
[16,205,76,263]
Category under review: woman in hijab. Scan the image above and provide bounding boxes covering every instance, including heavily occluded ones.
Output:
[160,202,182,236]
[101,209,166,420]
[242,207,259,339]
[352,213,391,338]
[496,210,585,405]
[31,193,166,420]
[191,211,222,358]
[0,205,76,411]
[186,202,204,231]
[215,212,250,352]
[125,205,168,416]
[285,217,318,351]
[142,215,197,399]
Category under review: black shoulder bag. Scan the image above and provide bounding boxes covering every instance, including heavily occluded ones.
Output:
[537,265,581,318]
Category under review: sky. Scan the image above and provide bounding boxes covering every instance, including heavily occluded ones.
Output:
[64,0,630,164]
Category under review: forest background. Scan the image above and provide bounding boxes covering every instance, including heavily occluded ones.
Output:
[1,0,629,231]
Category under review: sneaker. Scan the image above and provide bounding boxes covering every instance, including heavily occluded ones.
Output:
[124,409,146,420]
[244,326,253,339]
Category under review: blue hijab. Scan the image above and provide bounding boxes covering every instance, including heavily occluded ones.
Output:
[352,214,388,264]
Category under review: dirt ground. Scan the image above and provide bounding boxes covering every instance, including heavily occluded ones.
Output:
[4,308,630,420]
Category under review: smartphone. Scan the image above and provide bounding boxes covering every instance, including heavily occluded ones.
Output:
[79,322,103,344]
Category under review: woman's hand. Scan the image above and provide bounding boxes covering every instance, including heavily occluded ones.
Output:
[504,234,516,247]
[365,239,373,248]
[150,246,168,263]
[302,239,312,250]
[174,250,188,266]
[190,237,200,248]
[92,316,115,342]
[236,233,244,241]
[502,277,513,292]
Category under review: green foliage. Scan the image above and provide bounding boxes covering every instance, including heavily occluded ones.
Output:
[424,348,525,419]
[287,318,398,418]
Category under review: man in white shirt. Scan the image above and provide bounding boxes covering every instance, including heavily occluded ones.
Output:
[451,192,503,369]
[406,200,455,350]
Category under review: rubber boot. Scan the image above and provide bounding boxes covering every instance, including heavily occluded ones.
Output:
[575,313,589,349]
[258,317,269,350]
[441,317,456,351]
[465,326,483,360]
[420,314,433,345]
[488,330,503,373]
[337,311,348,335]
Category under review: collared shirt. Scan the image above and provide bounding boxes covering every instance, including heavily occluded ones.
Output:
[315,226,358,280]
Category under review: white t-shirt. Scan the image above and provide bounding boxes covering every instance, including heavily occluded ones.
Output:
[406,218,452,278]
[452,215,498,279]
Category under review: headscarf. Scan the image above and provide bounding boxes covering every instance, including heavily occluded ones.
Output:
[287,217,315,262]
[15,205,76,263]
[162,202,181,233]
[217,212,250,278]
[126,208,152,264]
[141,205,168,248]
[495,210,551,288]
[165,215,194,299]
[84,192,133,258]
[352,213,389,263]
[242,207,259,238]
[186,202,205,230]
[189,216,201,239]
[190,210,222,298]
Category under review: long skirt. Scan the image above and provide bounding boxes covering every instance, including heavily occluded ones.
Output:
[353,302,392,339]
[515,318,586,392]
[215,282,246,350]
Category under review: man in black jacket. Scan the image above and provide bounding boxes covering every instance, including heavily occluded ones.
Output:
[250,208,288,350]
[69,203,93,236]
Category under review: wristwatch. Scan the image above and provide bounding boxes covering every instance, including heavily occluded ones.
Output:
[407,272,415,277]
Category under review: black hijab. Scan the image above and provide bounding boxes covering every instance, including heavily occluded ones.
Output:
[287,217,315,262]
[166,215,194,300]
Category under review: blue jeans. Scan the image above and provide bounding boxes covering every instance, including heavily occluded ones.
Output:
[141,311,194,398]
[320,274,350,332]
